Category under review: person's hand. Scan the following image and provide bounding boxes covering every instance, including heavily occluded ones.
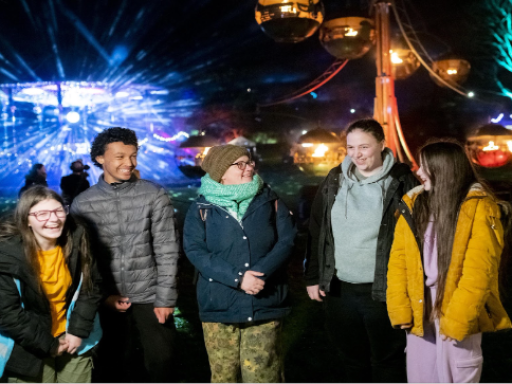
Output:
[51,337,69,357]
[105,295,131,312]
[307,285,326,302]
[441,334,455,342]
[64,333,83,355]
[154,307,174,324]
[241,271,265,295]
[399,323,413,329]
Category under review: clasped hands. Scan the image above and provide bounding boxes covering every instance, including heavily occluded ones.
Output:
[52,333,83,357]
[240,270,265,295]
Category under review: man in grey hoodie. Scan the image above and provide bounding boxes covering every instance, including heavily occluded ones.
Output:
[306,119,418,383]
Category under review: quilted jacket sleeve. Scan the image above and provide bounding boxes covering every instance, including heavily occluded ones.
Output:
[151,187,179,308]
[183,205,242,289]
[0,274,57,356]
[70,200,118,296]
[386,215,413,327]
[440,199,503,341]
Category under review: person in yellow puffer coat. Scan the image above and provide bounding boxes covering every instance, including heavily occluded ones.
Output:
[387,141,511,383]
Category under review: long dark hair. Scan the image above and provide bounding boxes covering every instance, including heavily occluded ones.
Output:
[0,186,93,292]
[413,141,494,318]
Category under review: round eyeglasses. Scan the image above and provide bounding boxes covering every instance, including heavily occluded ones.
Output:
[28,206,69,222]
[230,161,255,170]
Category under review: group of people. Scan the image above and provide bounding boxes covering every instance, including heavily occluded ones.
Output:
[0,119,509,384]
[19,159,91,205]
[305,119,511,383]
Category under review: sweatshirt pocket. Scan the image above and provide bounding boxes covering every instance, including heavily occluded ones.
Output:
[455,356,483,383]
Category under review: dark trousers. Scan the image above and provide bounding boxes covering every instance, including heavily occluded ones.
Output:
[325,278,406,383]
[93,303,176,383]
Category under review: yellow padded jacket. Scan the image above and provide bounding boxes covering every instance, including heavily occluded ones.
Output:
[387,184,511,341]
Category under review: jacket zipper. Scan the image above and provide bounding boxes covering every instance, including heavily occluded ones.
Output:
[199,202,244,229]
[114,186,127,296]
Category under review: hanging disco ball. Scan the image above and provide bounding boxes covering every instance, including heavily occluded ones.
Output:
[390,48,420,80]
[319,17,374,60]
[429,58,471,87]
[255,0,325,43]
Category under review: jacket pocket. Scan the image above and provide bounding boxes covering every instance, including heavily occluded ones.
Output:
[197,278,232,312]
[478,293,512,332]
[455,356,483,383]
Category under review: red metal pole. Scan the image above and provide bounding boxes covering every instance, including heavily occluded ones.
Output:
[373,1,398,156]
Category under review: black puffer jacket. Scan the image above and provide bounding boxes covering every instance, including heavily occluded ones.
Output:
[71,175,179,307]
[305,162,418,301]
[0,224,102,377]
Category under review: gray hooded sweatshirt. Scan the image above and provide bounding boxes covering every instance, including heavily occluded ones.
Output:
[331,148,396,283]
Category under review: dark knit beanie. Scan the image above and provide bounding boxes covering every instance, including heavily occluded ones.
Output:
[201,144,250,182]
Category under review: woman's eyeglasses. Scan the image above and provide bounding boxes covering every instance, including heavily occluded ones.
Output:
[28,206,69,221]
[230,161,255,170]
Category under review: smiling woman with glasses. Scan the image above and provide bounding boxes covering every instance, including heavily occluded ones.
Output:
[184,144,297,383]
[0,186,102,383]
[230,160,256,170]
[28,206,69,221]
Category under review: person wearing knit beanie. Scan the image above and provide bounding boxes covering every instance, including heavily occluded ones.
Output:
[185,144,297,383]
[201,144,250,183]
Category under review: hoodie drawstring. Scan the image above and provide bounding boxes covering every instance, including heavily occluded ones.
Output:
[345,183,351,219]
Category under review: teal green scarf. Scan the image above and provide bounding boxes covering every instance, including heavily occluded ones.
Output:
[199,174,264,220]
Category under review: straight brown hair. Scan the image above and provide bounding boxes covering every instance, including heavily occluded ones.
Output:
[0,186,93,292]
[413,140,494,318]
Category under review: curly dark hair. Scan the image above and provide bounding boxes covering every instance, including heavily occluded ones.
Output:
[90,127,139,168]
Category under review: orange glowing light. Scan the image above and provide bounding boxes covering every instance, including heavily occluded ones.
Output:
[312,144,328,157]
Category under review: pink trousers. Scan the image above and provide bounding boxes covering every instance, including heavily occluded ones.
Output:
[406,288,483,383]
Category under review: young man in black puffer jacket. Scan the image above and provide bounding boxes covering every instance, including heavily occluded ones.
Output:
[71,127,179,383]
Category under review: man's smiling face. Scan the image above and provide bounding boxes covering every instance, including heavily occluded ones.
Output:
[96,141,138,184]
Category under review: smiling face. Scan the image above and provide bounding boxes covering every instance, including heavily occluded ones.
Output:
[220,155,255,185]
[417,158,432,191]
[346,129,385,176]
[28,199,66,248]
[96,142,138,184]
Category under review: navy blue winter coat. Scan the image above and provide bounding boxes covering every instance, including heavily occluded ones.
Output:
[183,185,297,324]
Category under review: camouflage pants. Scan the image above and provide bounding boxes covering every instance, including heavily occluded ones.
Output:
[202,320,284,383]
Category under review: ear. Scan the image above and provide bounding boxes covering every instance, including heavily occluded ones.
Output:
[95,155,105,166]
[380,140,386,152]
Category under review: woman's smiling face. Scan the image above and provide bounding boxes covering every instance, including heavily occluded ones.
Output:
[28,199,67,246]
[220,155,255,185]
[417,159,432,191]
[346,129,385,176]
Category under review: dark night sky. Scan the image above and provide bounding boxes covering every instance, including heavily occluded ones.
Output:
[0,0,506,144]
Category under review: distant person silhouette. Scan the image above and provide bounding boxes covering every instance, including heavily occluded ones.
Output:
[60,159,90,205]
[19,163,48,198]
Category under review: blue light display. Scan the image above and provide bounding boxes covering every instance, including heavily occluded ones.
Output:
[0,81,197,196]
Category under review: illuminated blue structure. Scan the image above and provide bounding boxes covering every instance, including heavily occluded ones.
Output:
[0,81,195,195]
